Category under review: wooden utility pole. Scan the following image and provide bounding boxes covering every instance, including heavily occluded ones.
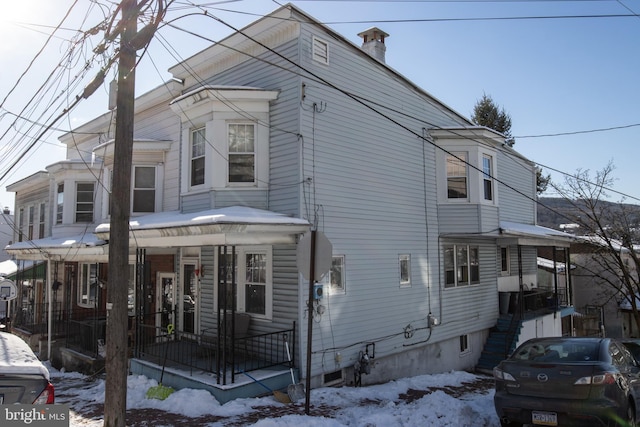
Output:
[104,0,136,425]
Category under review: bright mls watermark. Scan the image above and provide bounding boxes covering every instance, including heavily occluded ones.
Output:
[1,405,69,426]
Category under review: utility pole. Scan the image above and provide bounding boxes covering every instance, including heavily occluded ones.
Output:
[104,0,136,425]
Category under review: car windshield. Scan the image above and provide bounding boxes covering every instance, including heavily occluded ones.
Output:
[512,340,599,362]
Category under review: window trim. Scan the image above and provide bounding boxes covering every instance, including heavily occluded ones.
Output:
[444,244,480,288]
[325,255,346,295]
[399,254,411,287]
[38,202,45,239]
[56,183,64,225]
[459,334,471,355]
[446,152,468,200]
[132,165,157,214]
[78,263,99,308]
[500,246,510,276]
[227,122,256,185]
[75,182,95,223]
[190,127,206,187]
[482,154,493,201]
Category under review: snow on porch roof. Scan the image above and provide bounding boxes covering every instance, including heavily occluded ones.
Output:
[94,206,311,247]
[5,232,108,260]
[500,221,574,246]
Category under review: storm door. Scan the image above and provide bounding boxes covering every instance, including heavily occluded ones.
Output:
[155,272,176,334]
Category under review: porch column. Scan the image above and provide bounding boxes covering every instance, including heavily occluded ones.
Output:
[517,245,523,319]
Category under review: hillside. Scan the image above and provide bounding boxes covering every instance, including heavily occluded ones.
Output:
[537,197,640,232]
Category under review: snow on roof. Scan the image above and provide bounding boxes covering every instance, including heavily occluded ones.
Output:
[0,333,50,380]
[574,234,640,252]
[5,232,106,251]
[500,221,574,239]
[95,206,309,233]
[0,260,17,276]
[537,257,572,272]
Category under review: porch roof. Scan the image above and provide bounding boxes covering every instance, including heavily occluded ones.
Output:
[94,206,310,247]
[5,232,108,261]
[499,221,574,247]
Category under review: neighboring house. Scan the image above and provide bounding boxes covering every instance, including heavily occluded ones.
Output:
[5,4,574,400]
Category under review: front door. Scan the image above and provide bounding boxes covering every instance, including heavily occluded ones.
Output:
[156,272,176,334]
[180,262,198,334]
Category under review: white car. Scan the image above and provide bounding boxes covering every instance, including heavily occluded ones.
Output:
[0,332,54,404]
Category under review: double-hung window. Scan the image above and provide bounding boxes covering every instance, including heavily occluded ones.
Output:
[133,166,156,213]
[444,244,480,287]
[228,123,255,183]
[483,154,493,201]
[38,203,45,238]
[18,208,24,242]
[75,183,94,223]
[399,254,411,287]
[446,153,468,199]
[27,206,34,240]
[56,183,64,224]
[191,128,206,186]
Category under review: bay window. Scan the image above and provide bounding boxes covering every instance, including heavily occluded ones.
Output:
[228,123,255,183]
[191,127,206,186]
[447,153,468,199]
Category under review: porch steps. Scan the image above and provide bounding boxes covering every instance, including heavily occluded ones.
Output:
[131,359,296,404]
[475,314,522,375]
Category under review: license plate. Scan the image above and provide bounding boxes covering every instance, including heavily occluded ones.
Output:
[532,411,557,426]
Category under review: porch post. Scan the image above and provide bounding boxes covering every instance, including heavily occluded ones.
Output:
[47,259,53,361]
[517,245,523,319]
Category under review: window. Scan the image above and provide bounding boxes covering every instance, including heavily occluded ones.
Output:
[27,206,34,240]
[399,254,411,287]
[327,255,346,294]
[38,203,45,238]
[483,155,493,201]
[79,263,98,307]
[18,208,24,242]
[56,183,64,224]
[228,123,255,183]
[446,153,467,199]
[460,334,470,354]
[444,244,480,288]
[191,127,206,186]
[133,166,156,213]
[75,183,94,223]
[312,36,329,64]
[500,247,510,275]
[216,246,272,319]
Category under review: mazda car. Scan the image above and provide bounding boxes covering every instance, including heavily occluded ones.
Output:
[494,337,640,426]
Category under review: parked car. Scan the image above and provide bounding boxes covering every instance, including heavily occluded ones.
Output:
[622,339,640,364]
[494,337,640,427]
[0,332,54,404]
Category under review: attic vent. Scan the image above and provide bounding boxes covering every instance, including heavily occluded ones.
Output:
[312,36,329,64]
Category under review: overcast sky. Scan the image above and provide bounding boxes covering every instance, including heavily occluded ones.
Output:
[0,0,638,211]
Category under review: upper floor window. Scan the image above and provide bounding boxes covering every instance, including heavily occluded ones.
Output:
[56,183,64,224]
[133,166,156,213]
[18,207,24,242]
[446,153,467,199]
[191,127,206,187]
[312,36,329,64]
[38,203,45,238]
[444,244,480,288]
[75,182,94,223]
[27,206,34,240]
[483,154,493,201]
[228,123,255,183]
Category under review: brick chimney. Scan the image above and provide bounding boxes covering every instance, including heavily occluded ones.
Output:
[357,27,389,63]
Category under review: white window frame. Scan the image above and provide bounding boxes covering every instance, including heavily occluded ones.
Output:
[399,254,411,287]
[215,246,273,320]
[444,244,480,288]
[132,165,157,214]
[56,183,64,224]
[482,154,493,201]
[459,334,471,355]
[38,202,45,239]
[312,36,329,65]
[227,122,256,185]
[190,127,206,187]
[27,205,34,240]
[78,263,99,308]
[18,207,24,242]
[324,255,346,295]
[446,153,468,200]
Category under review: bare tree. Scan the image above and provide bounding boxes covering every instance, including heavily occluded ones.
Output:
[552,162,640,334]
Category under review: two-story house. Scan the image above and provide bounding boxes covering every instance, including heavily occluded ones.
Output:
[6,4,573,401]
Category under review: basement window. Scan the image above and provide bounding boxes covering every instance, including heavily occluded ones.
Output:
[460,334,470,355]
[323,369,343,386]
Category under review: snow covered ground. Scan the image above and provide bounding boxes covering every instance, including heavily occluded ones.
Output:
[49,363,500,426]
